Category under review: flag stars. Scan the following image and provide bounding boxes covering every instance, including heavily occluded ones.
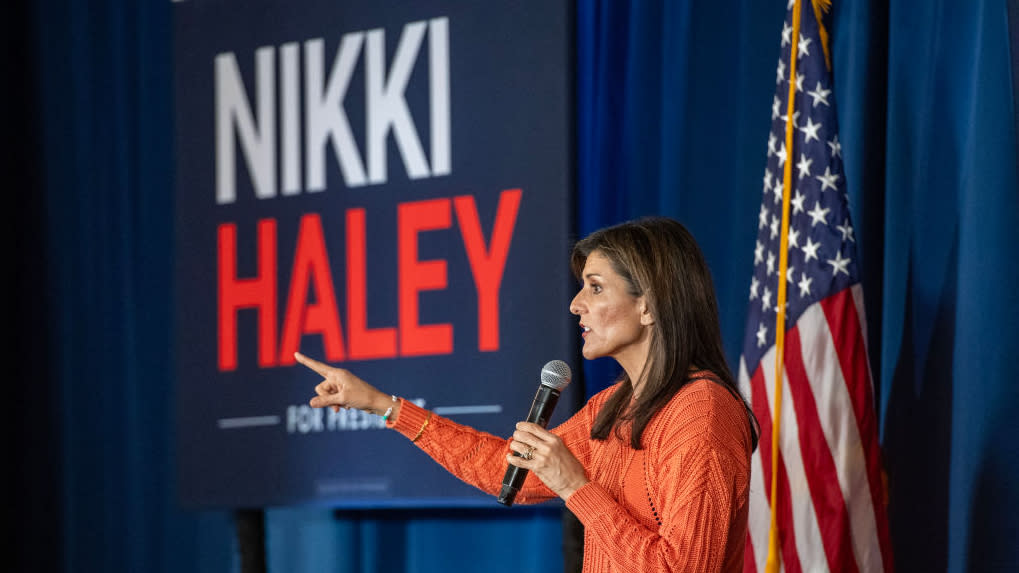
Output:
[808,202,830,226]
[827,251,851,276]
[745,3,873,386]
[781,111,800,131]
[797,153,813,180]
[774,300,788,315]
[797,272,813,297]
[800,117,822,143]
[802,237,821,262]
[808,82,832,107]
[816,166,840,192]
[787,227,800,249]
[791,190,806,214]
[828,135,842,158]
[836,219,855,242]
[798,35,812,58]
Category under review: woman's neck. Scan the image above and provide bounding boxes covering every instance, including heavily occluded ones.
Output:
[628,366,649,400]
[615,340,650,397]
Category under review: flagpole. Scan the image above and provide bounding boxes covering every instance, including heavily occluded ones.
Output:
[766,1,802,571]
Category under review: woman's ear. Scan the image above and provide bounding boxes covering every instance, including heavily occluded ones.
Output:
[639,298,655,326]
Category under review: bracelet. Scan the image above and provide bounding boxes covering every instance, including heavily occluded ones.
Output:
[412,412,432,443]
[382,395,397,421]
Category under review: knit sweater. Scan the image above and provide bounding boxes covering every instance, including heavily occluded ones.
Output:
[388,375,753,573]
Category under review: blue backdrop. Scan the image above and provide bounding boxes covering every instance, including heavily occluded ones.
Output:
[12,0,1018,572]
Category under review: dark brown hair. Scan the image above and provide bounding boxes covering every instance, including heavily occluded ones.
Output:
[571,217,758,450]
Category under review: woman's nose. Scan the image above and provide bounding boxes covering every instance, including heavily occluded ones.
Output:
[569,291,583,315]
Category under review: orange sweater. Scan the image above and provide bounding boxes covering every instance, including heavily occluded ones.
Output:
[389,375,753,573]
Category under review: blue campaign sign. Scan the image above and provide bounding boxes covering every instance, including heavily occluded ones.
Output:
[173,0,575,508]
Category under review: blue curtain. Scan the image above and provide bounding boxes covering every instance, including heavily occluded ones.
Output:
[877,2,1019,570]
[17,0,1018,571]
[18,0,236,572]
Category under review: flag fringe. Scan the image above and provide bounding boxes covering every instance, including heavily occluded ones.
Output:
[811,0,833,70]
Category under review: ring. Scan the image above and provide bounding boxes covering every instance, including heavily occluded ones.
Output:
[523,446,534,461]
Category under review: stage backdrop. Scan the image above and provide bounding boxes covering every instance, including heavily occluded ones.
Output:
[173,0,576,508]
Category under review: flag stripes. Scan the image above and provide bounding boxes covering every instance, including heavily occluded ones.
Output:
[783,325,859,573]
[798,293,880,572]
[742,289,889,572]
[819,290,894,572]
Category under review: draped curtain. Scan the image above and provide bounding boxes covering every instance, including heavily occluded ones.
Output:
[14,0,1018,571]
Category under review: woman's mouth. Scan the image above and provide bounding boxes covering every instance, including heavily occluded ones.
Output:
[580,324,590,338]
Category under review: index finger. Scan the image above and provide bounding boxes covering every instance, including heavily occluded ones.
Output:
[515,422,555,442]
[294,352,332,377]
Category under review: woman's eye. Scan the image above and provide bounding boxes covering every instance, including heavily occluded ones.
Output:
[591,284,602,294]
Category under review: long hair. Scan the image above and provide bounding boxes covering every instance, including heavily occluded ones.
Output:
[571,217,759,450]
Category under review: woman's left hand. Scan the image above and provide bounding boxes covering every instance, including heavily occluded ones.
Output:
[507,422,589,500]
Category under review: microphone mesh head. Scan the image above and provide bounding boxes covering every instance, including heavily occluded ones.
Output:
[540,360,572,390]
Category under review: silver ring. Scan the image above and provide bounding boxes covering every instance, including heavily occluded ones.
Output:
[523,446,534,461]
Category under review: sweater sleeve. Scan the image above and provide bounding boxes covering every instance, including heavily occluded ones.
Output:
[565,381,752,572]
[387,391,605,504]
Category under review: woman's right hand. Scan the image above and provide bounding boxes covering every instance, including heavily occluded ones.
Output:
[294,352,395,416]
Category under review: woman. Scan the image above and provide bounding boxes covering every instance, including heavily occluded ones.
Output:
[296,217,758,572]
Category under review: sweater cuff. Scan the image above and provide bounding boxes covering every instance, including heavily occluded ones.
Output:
[565,481,617,526]
[388,398,431,440]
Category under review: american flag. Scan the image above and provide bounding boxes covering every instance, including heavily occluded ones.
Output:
[739,1,894,572]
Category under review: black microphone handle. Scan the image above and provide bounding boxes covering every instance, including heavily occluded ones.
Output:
[496,385,562,506]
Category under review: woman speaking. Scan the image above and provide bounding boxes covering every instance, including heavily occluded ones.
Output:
[295,217,758,572]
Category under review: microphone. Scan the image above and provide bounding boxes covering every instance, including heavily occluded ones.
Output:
[496,360,573,506]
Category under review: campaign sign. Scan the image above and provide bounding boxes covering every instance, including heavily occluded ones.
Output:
[174,0,574,507]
